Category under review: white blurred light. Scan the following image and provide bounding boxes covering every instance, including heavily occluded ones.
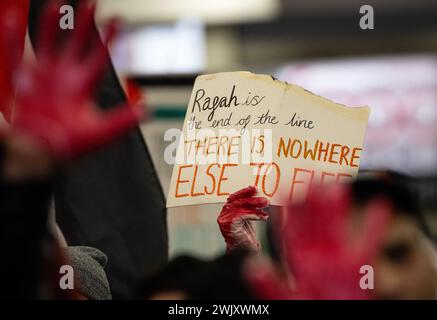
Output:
[275,55,437,175]
[111,19,205,75]
[97,0,280,24]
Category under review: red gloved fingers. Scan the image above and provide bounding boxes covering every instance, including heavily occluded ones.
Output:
[36,2,60,64]
[285,184,350,248]
[280,185,352,273]
[0,9,23,72]
[0,40,14,120]
[219,204,269,224]
[239,213,269,222]
[231,196,269,209]
[357,198,392,262]
[314,184,350,245]
[227,185,257,203]
[64,2,97,60]
[36,1,113,96]
[7,1,145,161]
[218,208,265,224]
[244,258,293,300]
[25,103,143,159]
[0,5,27,122]
[319,184,351,234]
[271,183,393,299]
[73,103,143,157]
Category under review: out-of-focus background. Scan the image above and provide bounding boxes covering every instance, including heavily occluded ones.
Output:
[95,0,437,258]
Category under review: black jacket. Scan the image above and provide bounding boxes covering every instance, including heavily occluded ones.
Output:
[28,0,168,298]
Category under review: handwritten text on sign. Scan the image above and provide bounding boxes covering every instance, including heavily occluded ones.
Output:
[167,72,370,207]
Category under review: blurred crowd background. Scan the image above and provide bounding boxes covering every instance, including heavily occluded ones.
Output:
[91,0,437,258]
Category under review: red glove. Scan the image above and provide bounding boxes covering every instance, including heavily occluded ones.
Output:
[1,2,142,160]
[244,183,392,300]
[244,257,294,300]
[0,1,29,123]
[217,186,269,253]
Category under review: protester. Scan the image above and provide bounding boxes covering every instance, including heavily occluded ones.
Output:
[1,0,436,302]
[219,172,437,299]
[28,0,168,297]
[351,172,437,299]
[244,181,392,299]
[0,2,141,298]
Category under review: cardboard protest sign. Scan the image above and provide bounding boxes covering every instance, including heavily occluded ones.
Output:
[167,71,370,207]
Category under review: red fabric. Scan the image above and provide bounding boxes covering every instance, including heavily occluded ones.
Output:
[0,0,29,123]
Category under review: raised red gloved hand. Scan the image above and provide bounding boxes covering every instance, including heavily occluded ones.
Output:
[245,184,392,300]
[218,186,269,253]
[0,1,29,123]
[0,2,142,160]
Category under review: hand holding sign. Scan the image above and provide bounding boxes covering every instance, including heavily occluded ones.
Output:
[217,186,269,253]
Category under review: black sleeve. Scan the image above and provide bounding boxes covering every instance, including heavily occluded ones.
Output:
[29,0,168,299]
[0,144,53,299]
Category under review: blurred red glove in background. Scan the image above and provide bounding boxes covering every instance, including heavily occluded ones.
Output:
[0,2,142,160]
[245,183,392,299]
[218,186,269,253]
[0,0,29,123]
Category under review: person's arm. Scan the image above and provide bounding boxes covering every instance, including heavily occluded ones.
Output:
[0,136,53,298]
[0,3,143,298]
